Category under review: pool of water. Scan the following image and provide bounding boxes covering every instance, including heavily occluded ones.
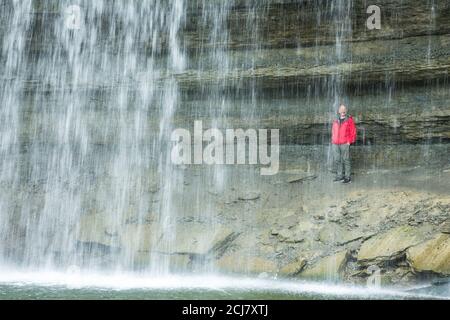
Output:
[0,271,448,300]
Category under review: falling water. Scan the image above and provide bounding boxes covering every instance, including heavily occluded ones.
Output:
[0,0,191,272]
[0,0,35,266]
[0,0,448,299]
[0,0,275,274]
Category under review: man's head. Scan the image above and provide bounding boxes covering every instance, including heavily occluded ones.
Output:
[338,104,347,118]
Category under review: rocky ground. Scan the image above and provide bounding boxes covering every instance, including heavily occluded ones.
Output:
[209,164,450,288]
[67,154,450,289]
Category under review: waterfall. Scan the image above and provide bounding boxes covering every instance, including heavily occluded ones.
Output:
[0,0,191,272]
[0,1,448,294]
[0,0,35,266]
[0,0,271,274]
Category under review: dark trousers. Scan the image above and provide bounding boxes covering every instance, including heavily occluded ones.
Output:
[332,144,351,179]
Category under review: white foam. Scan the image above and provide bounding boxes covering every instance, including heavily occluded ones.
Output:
[0,269,447,299]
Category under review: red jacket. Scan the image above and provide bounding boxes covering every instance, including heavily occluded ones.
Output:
[332,115,357,145]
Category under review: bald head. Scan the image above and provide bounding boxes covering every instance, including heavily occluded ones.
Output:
[338,104,347,118]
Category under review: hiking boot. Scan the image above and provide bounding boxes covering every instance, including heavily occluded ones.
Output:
[333,176,344,182]
[342,178,352,184]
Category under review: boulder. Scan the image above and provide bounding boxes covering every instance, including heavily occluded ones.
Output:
[299,250,349,280]
[407,234,450,275]
[357,225,432,264]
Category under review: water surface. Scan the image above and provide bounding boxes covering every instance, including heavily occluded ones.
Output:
[0,272,447,300]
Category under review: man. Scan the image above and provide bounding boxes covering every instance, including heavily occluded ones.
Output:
[331,104,357,184]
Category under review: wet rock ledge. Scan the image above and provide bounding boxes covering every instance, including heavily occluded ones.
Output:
[65,165,450,288]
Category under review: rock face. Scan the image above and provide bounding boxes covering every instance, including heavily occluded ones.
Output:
[357,225,432,264]
[77,214,121,249]
[157,223,236,255]
[440,221,450,234]
[132,252,191,271]
[4,1,450,149]
[238,192,261,201]
[279,257,307,277]
[1,1,449,289]
[317,225,373,246]
[216,254,278,275]
[407,234,450,275]
[300,251,349,280]
[120,224,161,252]
[67,169,450,284]
[76,215,237,270]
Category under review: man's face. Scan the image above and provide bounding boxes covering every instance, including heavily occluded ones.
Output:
[338,105,347,118]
